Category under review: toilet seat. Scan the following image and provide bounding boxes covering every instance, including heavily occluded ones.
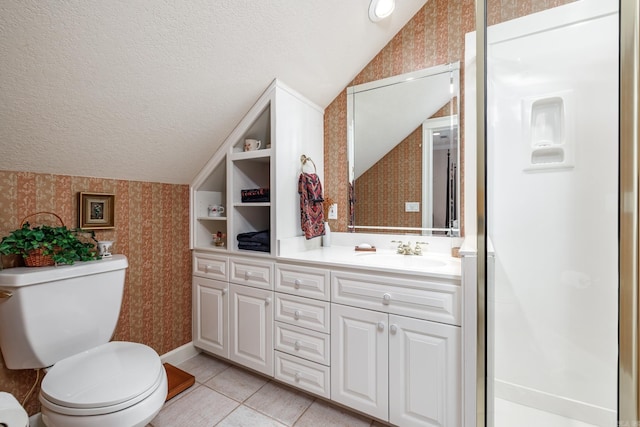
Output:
[40,341,164,417]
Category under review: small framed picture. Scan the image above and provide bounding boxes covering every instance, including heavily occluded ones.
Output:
[78,192,115,229]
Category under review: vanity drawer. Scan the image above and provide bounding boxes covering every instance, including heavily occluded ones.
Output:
[275,322,330,366]
[229,257,273,290]
[274,293,330,333]
[275,351,330,399]
[193,252,228,280]
[331,271,461,326]
[275,263,330,301]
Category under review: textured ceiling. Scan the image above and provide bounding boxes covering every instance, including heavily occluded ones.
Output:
[0,0,427,184]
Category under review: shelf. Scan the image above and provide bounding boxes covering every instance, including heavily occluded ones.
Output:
[231,104,271,154]
[230,148,273,162]
[235,248,272,257]
[234,202,270,207]
[197,216,228,221]
[194,245,228,253]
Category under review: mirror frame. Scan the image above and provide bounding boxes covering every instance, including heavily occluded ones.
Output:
[347,62,461,235]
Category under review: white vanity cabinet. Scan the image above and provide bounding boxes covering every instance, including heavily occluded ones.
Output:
[192,276,229,358]
[332,304,461,426]
[228,256,275,376]
[229,283,274,376]
[388,314,460,427]
[192,253,229,358]
[192,251,275,376]
[331,270,461,326]
[331,270,462,427]
[273,262,331,398]
[331,304,389,420]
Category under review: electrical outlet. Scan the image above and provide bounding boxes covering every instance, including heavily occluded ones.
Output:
[405,202,420,212]
[328,203,338,219]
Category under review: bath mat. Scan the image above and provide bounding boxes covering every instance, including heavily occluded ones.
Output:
[163,363,195,401]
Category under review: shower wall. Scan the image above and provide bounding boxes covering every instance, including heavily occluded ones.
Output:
[470,0,619,425]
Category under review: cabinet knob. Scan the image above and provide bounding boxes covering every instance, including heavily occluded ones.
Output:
[382,293,391,305]
[222,288,228,295]
[389,324,398,334]
[377,321,385,332]
[245,271,253,279]
[295,372,301,382]
[294,340,301,350]
[294,279,302,289]
[294,310,301,320]
[204,265,211,272]
[265,297,271,305]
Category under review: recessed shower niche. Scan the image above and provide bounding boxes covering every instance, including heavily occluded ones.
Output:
[522,93,574,171]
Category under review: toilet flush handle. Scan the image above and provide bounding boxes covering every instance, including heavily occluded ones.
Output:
[0,289,12,299]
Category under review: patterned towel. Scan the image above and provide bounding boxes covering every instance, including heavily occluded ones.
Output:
[298,173,325,239]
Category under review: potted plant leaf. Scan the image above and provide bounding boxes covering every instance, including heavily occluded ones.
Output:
[0,212,99,267]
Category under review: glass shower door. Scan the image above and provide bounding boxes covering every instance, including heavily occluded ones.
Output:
[484,1,620,426]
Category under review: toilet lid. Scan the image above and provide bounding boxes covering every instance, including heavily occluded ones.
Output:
[41,341,162,410]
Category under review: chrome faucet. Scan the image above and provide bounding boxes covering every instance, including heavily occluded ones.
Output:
[391,241,428,255]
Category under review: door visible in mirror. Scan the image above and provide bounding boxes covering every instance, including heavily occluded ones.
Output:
[347,62,460,235]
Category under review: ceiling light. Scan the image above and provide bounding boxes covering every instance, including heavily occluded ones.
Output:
[369,0,396,22]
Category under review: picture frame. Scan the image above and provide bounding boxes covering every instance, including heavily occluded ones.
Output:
[78,192,115,229]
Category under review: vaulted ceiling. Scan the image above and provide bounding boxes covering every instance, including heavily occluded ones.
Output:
[0,0,427,184]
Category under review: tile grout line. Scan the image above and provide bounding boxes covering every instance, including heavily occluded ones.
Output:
[171,354,378,427]
[291,396,318,426]
[242,379,309,427]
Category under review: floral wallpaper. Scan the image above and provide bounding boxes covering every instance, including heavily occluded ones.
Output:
[0,170,191,415]
[355,127,423,230]
[354,100,456,230]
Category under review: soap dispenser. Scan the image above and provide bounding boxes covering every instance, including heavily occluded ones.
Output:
[322,221,331,247]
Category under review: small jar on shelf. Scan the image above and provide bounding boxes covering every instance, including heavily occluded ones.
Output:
[213,231,226,247]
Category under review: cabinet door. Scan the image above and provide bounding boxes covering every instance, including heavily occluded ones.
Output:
[193,276,228,358]
[389,315,461,427]
[331,304,388,420]
[229,284,274,376]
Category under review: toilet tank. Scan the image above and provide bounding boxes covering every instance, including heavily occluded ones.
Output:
[0,255,128,369]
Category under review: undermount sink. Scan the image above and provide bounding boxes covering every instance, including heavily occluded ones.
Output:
[352,252,448,268]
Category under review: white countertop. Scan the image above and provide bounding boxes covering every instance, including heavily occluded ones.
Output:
[278,243,461,280]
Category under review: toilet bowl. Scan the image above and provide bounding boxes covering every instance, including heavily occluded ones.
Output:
[0,255,167,427]
[39,342,167,427]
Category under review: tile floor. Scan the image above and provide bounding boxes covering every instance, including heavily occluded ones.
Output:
[149,353,384,427]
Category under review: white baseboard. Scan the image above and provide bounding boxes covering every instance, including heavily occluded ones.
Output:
[160,342,200,366]
[494,379,615,426]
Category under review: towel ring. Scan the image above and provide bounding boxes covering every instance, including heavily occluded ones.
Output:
[300,155,317,173]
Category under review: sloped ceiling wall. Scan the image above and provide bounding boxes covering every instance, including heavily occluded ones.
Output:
[0,0,427,184]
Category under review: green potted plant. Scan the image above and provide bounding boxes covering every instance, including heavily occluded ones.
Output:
[0,222,99,266]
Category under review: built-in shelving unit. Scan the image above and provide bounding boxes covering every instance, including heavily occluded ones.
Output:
[229,105,273,254]
[190,79,324,256]
[193,155,228,250]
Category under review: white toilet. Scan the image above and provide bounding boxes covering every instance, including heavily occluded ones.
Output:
[0,255,168,427]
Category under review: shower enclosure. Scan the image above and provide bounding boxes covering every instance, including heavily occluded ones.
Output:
[469,0,639,425]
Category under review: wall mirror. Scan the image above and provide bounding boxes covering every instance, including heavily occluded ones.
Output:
[347,62,460,235]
